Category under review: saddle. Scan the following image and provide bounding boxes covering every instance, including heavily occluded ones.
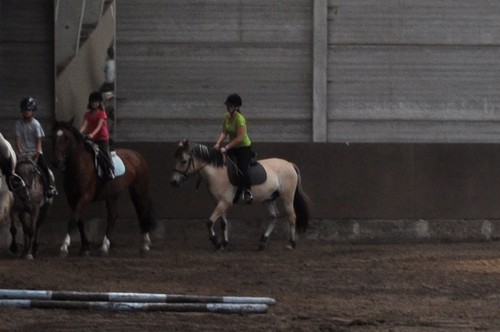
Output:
[227,154,267,203]
[85,141,125,179]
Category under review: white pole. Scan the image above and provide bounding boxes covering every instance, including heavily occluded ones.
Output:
[0,299,269,313]
[0,289,276,305]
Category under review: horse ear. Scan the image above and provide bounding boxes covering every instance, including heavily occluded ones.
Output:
[179,139,189,149]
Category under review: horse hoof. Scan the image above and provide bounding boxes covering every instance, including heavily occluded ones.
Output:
[99,249,109,257]
[60,248,68,257]
[80,250,90,257]
[24,254,34,260]
[140,245,150,255]
[259,235,269,250]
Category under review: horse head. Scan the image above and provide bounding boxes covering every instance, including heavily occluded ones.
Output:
[170,140,225,187]
[170,140,192,186]
[52,121,84,171]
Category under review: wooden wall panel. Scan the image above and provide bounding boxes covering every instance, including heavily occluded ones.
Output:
[0,0,53,140]
[117,0,312,142]
[327,0,500,142]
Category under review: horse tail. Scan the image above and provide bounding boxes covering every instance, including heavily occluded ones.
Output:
[292,163,311,233]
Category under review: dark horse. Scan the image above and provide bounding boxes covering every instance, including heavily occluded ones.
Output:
[52,122,156,256]
[10,156,53,259]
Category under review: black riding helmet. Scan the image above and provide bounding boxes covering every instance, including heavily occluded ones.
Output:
[88,91,103,103]
[20,97,37,111]
[224,93,242,107]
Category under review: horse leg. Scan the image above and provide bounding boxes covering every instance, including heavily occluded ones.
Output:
[9,215,18,255]
[208,201,230,250]
[32,204,49,257]
[129,187,155,254]
[100,198,118,256]
[77,218,91,256]
[21,210,39,260]
[59,216,76,257]
[220,214,229,249]
[259,201,279,250]
[284,200,297,250]
[60,199,91,257]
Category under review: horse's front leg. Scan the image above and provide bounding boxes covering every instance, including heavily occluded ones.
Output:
[100,198,118,256]
[60,216,88,257]
[32,204,50,257]
[220,214,229,249]
[60,199,90,257]
[207,201,230,250]
[21,210,39,260]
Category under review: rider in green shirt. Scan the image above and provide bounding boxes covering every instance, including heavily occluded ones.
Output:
[214,93,253,202]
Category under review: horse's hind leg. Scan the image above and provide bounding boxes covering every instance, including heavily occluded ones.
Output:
[284,201,297,250]
[259,201,279,250]
[9,220,18,254]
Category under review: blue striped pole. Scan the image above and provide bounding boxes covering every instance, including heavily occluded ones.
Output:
[0,299,269,313]
[0,289,276,305]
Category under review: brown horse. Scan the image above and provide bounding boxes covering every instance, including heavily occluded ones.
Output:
[10,156,53,259]
[52,122,156,256]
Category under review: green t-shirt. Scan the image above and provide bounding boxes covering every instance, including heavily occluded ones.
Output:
[223,112,251,147]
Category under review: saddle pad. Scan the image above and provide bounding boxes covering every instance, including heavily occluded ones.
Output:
[112,154,125,177]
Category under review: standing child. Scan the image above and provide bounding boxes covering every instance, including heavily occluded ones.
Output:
[79,91,114,180]
[15,97,57,197]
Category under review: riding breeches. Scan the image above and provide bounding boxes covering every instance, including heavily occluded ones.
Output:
[227,146,252,189]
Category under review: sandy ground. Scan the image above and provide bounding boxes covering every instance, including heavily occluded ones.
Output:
[0,219,499,331]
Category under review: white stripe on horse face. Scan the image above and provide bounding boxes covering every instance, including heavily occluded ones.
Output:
[56,129,63,137]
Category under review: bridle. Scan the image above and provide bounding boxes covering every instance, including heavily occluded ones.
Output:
[172,152,208,190]
[172,153,194,178]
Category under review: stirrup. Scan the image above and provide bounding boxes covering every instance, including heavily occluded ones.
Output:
[243,189,253,203]
[46,185,58,198]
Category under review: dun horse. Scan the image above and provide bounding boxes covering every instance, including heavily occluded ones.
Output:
[170,140,310,250]
[10,157,53,259]
[52,122,156,256]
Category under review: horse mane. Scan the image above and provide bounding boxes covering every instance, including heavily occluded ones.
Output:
[176,141,224,168]
[53,121,87,145]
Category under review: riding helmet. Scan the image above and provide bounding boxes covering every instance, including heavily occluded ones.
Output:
[88,91,103,103]
[224,93,242,107]
[20,97,37,111]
